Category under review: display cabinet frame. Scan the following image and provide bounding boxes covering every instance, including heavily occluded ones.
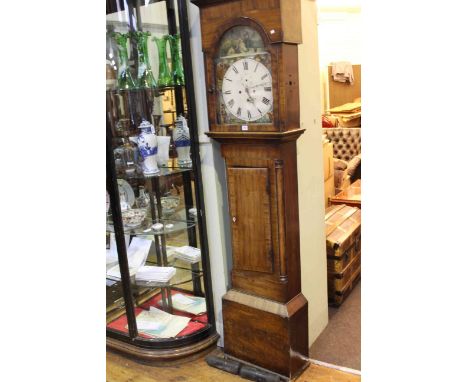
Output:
[106,0,218,360]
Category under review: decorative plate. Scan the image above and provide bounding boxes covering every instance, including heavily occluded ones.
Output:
[117,179,135,207]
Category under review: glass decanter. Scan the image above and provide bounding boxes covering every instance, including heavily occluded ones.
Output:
[153,35,172,87]
[113,32,136,90]
[113,137,139,178]
[169,34,185,85]
[134,31,157,89]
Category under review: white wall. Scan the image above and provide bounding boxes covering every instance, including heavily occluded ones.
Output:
[298,0,329,346]
[188,2,231,347]
[316,1,361,112]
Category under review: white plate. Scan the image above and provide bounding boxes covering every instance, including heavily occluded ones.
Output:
[117,179,135,207]
[106,190,110,213]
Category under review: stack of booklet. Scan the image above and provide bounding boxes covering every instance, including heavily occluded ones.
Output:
[106,237,152,279]
[160,293,206,315]
[135,266,176,283]
[131,307,191,338]
[174,246,201,264]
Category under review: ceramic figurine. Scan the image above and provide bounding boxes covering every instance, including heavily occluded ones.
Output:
[137,120,159,175]
[173,115,192,168]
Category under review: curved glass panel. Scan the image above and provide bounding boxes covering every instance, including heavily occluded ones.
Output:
[106,0,212,345]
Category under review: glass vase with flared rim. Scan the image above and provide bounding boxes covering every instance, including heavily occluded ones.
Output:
[134,31,157,89]
[169,34,185,86]
[113,32,136,90]
[153,35,173,87]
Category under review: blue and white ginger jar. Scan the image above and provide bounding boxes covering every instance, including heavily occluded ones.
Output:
[137,120,159,175]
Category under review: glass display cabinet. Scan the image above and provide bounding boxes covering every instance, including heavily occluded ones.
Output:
[106,0,218,360]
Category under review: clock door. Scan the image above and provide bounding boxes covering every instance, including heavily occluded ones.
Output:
[227,166,274,274]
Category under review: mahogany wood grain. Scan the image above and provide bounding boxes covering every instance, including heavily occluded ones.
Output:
[193,0,302,45]
[221,138,302,303]
[222,291,309,379]
[194,0,302,133]
[194,1,308,378]
[227,167,274,273]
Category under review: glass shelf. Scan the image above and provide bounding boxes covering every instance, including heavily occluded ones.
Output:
[106,217,197,236]
[106,84,185,95]
[146,256,202,272]
[132,266,203,288]
[115,166,193,181]
[139,167,192,178]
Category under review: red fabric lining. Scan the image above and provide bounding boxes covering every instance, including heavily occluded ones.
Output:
[107,291,208,338]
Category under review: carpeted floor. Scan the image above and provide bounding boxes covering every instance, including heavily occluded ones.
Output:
[309,281,361,370]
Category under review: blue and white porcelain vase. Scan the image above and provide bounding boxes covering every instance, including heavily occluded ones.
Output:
[137,120,159,175]
[173,115,192,168]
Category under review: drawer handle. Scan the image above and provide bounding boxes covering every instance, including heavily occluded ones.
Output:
[232,216,237,223]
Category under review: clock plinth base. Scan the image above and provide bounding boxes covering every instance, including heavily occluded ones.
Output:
[222,290,310,380]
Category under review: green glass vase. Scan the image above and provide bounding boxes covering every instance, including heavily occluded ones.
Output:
[134,31,157,88]
[113,32,136,90]
[169,34,185,86]
[153,35,172,87]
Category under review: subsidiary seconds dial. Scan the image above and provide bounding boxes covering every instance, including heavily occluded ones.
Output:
[221,57,273,122]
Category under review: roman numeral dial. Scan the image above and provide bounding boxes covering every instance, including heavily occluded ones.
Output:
[220,57,273,123]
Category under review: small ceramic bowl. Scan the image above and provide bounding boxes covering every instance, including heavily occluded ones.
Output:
[122,208,147,228]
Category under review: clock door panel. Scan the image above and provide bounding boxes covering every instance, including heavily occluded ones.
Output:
[227,167,273,274]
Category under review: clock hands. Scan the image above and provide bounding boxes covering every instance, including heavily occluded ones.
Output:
[244,85,255,104]
[250,81,272,89]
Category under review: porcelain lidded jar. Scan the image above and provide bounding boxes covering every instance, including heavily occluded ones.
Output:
[137,119,159,175]
[173,115,192,168]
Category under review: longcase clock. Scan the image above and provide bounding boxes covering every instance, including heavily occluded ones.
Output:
[192,0,309,379]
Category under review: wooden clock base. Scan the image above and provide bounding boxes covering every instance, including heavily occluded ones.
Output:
[222,290,310,379]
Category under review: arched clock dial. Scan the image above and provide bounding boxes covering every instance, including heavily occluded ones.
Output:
[221,57,273,122]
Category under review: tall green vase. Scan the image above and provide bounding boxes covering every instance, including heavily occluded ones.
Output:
[113,32,136,90]
[169,34,185,86]
[153,35,172,87]
[134,31,157,88]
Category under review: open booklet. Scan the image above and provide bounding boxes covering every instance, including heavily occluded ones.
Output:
[159,293,206,315]
[129,307,191,338]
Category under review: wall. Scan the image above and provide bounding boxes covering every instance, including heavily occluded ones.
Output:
[316,1,361,112]
[188,2,232,347]
[298,0,329,346]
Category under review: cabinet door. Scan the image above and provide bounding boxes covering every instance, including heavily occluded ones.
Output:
[227,167,273,274]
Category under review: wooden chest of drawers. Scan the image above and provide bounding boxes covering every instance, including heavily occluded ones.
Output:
[325,204,361,306]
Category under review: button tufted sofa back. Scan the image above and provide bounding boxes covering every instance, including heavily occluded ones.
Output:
[323,128,361,161]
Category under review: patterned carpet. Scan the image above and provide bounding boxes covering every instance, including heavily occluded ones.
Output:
[309,282,361,370]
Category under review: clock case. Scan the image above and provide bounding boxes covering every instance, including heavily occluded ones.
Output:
[193,1,309,380]
[195,0,302,133]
